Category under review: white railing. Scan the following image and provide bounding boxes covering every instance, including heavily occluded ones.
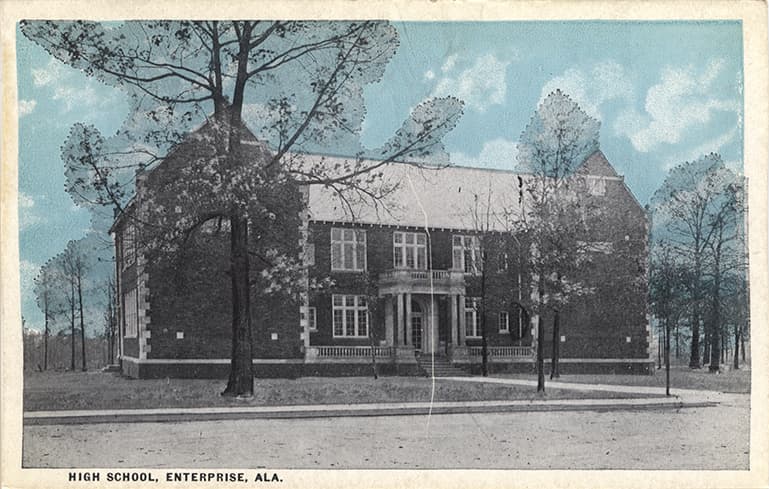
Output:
[314,346,395,358]
[468,346,534,358]
[379,269,461,281]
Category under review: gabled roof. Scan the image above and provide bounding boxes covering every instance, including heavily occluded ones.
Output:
[576,151,620,178]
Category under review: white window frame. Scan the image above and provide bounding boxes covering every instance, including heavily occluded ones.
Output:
[330,228,366,271]
[499,311,509,333]
[393,231,428,270]
[586,176,606,196]
[305,243,316,266]
[465,297,481,338]
[122,224,136,269]
[453,235,482,274]
[308,306,317,331]
[123,288,138,338]
[332,295,368,338]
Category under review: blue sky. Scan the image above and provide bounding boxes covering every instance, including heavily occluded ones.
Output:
[16,21,743,329]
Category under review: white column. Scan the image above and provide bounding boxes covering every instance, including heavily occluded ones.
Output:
[449,293,457,346]
[405,293,413,346]
[384,295,394,346]
[396,293,404,346]
[458,294,466,346]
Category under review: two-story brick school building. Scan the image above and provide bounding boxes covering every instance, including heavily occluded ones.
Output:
[112,128,653,379]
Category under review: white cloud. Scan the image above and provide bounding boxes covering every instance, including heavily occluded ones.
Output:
[31,58,64,87]
[441,54,458,73]
[20,260,40,303]
[18,192,43,230]
[423,70,435,81]
[662,127,739,171]
[451,138,518,169]
[614,58,740,153]
[540,60,634,120]
[19,192,35,208]
[18,99,37,117]
[431,53,510,112]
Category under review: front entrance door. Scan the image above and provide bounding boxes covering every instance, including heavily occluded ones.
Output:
[411,300,423,351]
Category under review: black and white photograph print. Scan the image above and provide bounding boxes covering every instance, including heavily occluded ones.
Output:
[2,2,768,488]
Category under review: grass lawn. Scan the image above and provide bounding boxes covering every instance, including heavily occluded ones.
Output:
[23,371,654,411]
[499,365,751,394]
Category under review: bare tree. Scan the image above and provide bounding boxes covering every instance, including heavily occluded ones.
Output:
[515,89,599,390]
[650,154,746,373]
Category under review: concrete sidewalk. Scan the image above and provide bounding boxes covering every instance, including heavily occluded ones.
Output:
[24,393,717,425]
[442,376,728,400]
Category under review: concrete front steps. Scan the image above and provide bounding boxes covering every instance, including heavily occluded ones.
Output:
[416,354,471,377]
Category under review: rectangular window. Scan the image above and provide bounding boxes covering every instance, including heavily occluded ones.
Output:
[123,288,138,338]
[586,176,606,196]
[308,307,317,331]
[465,297,480,338]
[304,243,316,266]
[331,228,366,271]
[453,235,482,274]
[332,294,368,337]
[393,231,428,269]
[499,311,509,333]
[122,224,136,269]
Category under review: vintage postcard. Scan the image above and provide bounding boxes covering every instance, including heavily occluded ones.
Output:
[2,1,767,488]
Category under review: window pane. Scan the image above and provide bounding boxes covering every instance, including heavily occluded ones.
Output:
[344,243,354,269]
[453,236,462,246]
[394,232,402,243]
[453,248,463,270]
[405,233,414,244]
[331,243,342,269]
[333,310,343,336]
[309,308,316,330]
[356,230,366,243]
[343,229,354,241]
[417,247,426,269]
[499,312,508,331]
[465,311,474,336]
[358,310,368,337]
[406,248,415,268]
[355,241,366,270]
[417,233,426,245]
[333,295,342,306]
[346,310,355,336]
[332,228,342,241]
[358,296,367,307]
[394,246,403,267]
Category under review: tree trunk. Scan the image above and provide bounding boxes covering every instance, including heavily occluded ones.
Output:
[221,23,256,398]
[536,314,545,393]
[675,321,680,359]
[222,213,255,397]
[703,330,710,367]
[78,273,86,371]
[733,325,740,370]
[43,296,49,371]
[480,260,488,377]
[708,241,722,373]
[550,309,560,379]
[741,333,745,362]
[368,302,378,380]
[665,317,671,396]
[657,320,662,369]
[70,282,76,371]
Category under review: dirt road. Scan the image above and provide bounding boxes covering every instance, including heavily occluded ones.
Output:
[23,394,749,469]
